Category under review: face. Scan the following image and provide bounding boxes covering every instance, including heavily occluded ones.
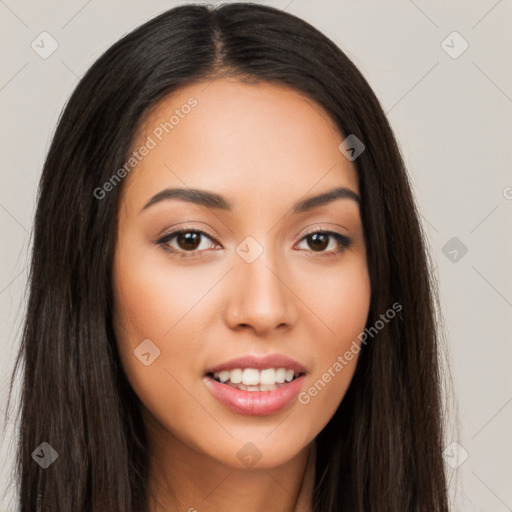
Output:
[112,78,371,470]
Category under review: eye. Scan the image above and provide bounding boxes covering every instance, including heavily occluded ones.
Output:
[156,228,352,259]
[156,229,218,258]
[296,230,352,257]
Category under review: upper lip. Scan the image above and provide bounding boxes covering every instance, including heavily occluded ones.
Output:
[206,354,307,375]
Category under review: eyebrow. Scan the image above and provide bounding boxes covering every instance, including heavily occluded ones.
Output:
[140,186,360,214]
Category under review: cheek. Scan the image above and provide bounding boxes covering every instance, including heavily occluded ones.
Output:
[111,240,221,416]
[303,255,371,344]
[112,254,202,438]
[296,259,370,419]
[327,271,371,341]
[112,237,218,349]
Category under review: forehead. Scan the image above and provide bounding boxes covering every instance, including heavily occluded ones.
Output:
[122,79,359,210]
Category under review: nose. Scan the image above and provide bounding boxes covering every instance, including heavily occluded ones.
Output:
[224,251,297,335]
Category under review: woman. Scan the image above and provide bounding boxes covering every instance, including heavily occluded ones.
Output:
[6,3,449,511]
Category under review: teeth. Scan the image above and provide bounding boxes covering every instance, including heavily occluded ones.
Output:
[275,368,286,383]
[242,368,259,386]
[212,367,301,387]
[229,383,279,392]
[260,384,278,391]
[260,368,275,385]
[229,369,243,384]
[218,370,230,383]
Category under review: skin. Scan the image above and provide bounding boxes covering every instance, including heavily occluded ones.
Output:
[112,78,371,512]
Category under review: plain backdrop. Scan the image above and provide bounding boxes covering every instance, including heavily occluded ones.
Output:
[1,1,511,510]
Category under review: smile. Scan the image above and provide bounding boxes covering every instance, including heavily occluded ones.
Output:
[208,367,304,391]
[203,353,308,415]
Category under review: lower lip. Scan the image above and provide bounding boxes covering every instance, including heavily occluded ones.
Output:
[203,375,306,416]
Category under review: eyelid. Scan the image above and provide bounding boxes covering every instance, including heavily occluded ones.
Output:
[155,223,217,242]
[300,224,345,237]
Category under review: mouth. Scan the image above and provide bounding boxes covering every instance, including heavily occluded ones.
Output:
[206,368,306,392]
[202,354,308,416]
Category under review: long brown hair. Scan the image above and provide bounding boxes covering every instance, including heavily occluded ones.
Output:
[5,3,449,510]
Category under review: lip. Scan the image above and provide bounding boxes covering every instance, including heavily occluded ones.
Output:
[205,354,307,374]
[203,374,306,416]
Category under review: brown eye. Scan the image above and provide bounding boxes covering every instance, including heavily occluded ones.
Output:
[175,231,202,251]
[157,229,218,257]
[306,233,329,251]
[297,231,352,256]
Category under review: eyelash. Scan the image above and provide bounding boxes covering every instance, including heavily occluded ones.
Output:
[156,227,352,259]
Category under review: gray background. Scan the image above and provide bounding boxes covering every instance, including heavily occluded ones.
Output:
[1,0,511,510]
